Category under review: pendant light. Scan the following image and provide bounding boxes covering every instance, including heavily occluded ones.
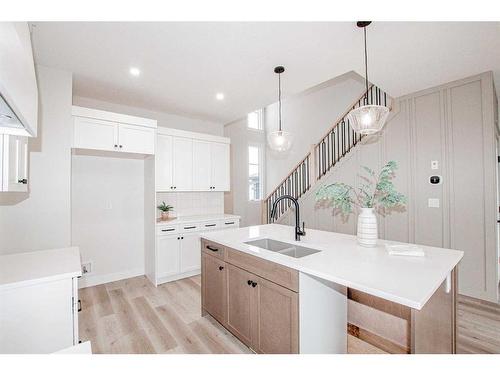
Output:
[267,66,293,152]
[346,21,389,135]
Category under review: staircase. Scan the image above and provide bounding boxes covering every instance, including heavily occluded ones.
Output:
[262,84,391,223]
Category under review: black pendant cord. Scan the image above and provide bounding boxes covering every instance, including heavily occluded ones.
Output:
[363,25,369,105]
[278,72,282,132]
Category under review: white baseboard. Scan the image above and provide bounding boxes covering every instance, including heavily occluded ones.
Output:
[78,267,145,288]
[157,269,201,286]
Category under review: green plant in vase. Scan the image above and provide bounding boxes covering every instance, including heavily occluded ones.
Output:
[157,201,174,221]
[315,161,407,247]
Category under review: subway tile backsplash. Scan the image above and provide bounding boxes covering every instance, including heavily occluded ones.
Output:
[156,192,224,218]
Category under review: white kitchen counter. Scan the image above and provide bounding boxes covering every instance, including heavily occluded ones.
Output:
[0,247,82,292]
[156,214,240,226]
[200,224,463,310]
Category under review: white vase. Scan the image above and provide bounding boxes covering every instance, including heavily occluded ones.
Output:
[357,207,378,247]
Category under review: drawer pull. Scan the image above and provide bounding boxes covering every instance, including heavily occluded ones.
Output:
[218,266,224,271]
[206,245,219,252]
[184,226,196,229]
[251,281,257,288]
[78,299,82,312]
[225,221,235,225]
[161,228,175,232]
[205,224,216,227]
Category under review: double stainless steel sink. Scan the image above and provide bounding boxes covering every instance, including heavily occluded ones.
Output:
[244,238,320,258]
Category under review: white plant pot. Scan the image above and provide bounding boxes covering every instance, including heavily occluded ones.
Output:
[357,207,378,247]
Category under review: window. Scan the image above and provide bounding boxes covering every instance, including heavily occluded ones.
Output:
[247,109,263,130]
[248,145,262,201]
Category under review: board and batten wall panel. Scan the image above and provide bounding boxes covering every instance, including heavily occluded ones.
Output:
[277,72,498,302]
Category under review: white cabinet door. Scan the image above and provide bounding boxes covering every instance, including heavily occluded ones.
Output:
[157,235,180,278]
[179,233,201,273]
[211,142,230,191]
[73,117,118,152]
[192,140,212,191]
[172,137,193,191]
[2,135,28,192]
[118,124,155,155]
[156,134,174,191]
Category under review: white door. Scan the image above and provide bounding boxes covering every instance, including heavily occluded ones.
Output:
[156,134,173,191]
[118,124,155,155]
[179,233,201,273]
[157,235,180,279]
[5,135,28,192]
[73,117,118,152]
[172,137,193,191]
[193,140,212,190]
[211,142,230,191]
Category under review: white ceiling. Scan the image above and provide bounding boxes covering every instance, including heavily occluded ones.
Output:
[31,22,500,124]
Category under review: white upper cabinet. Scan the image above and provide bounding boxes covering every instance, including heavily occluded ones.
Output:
[71,106,157,156]
[211,142,230,191]
[0,23,38,137]
[1,134,29,192]
[172,137,193,191]
[156,128,231,192]
[156,134,173,191]
[193,140,212,190]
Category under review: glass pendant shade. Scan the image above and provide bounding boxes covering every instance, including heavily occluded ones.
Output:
[267,130,293,152]
[346,104,389,135]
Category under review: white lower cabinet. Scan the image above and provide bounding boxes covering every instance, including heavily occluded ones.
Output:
[154,217,239,285]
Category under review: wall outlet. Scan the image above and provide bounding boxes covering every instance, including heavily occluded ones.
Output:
[431,160,439,170]
[428,198,440,208]
[82,262,92,275]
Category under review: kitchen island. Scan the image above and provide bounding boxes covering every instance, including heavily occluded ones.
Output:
[200,224,463,354]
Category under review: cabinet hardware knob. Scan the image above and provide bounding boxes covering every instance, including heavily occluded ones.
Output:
[247,280,252,285]
[17,178,28,184]
[181,236,184,239]
[206,245,218,252]
[114,144,118,148]
[251,282,257,288]
[119,145,123,148]
[218,266,224,271]
[177,237,180,240]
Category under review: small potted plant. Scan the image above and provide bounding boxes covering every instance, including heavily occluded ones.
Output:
[316,161,407,247]
[157,201,174,221]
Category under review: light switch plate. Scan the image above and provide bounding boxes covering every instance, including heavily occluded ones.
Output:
[428,198,440,208]
[431,160,439,170]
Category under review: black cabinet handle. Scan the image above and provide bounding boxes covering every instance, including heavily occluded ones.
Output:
[114,144,118,148]
[161,228,174,232]
[78,299,82,312]
[17,178,28,184]
[205,224,216,227]
[206,245,218,252]
[247,280,252,285]
[225,222,235,225]
[181,236,184,239]
[119,145,123,148]
[251,282,257,288]
[218,266,224,271]
[184,226,196,229]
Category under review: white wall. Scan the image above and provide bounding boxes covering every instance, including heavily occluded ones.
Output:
[224,117,266,227]
[0,65,72,255]
[265,73,365,193]
[73,96,223,136]
[72,155,145,287]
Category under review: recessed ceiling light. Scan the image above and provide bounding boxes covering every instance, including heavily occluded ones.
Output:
[215,93,225,101]
[129,67,141,77]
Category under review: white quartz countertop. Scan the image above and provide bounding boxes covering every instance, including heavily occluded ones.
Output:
[0,247,82,292]
[157,214,240,226]
[200,224,464,310]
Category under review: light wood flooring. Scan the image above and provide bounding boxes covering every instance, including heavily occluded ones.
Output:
[79,275,500,354]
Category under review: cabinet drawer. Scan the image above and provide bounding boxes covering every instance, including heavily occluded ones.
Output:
[225,248,298,292]
[201,239,225,260]
[201,221,220,230]
[156,225,178,236]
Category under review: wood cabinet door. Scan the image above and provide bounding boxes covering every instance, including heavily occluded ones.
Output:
[210,142,230,191]
[192,140,212,191]
[201,253,227,325]
[156,235,180,279]
[117,124,155,155]
[179,233,201,273]
[226,263,256,347]
[156,134,173,191]
[73,116,118,152]
[172,136,193,191]
[252,276,299,354]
